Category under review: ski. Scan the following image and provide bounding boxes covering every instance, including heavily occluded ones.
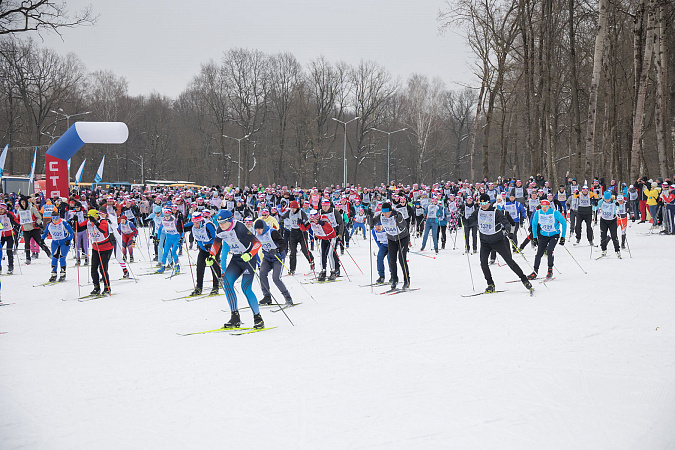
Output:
[34,281,58,287]
[595,254,607,260]
[186,292,224,302]
[0,302,16,306]
[166,272,183,279]
[506,278,542,283]
[230,326,278,336]
[360,282,388,287]
[379,288,398,295]
[387,288,421,295]
[178,326,253,336]
[271,302,302,313]
[461,290,507,297]
[540,277,555,284]
[75,292,116,302]
[301,279,343,285]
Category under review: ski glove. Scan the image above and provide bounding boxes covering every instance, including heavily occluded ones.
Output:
[65,240,71,247]
[558,237,565,246]
[241,252,253,262]
[205,254,215,266]
[532,238,538,247]
[268,248,278,256]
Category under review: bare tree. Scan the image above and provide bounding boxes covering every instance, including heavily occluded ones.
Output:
[0,0,95,36]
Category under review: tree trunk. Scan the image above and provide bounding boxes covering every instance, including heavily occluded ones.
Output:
[654,0,668,178]
[568,0,583,176]
[585,0,609,181]
[469,80,486,182]
[630,0,656,181]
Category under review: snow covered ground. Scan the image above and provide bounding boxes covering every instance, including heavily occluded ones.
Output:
[1,222,674,449]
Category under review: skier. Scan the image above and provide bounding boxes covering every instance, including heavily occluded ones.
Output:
[42,210,75,282]
[573,185,597,245]
[118,214,138,262]
[504,192,527,249]
[527,198,567,280]
[87,209,114,295]
[207,210,264,329]
[254,218,293,306]
[460,195,478,254]
[0,203,19,274]
[69,201,89,266]
[616,195,629,247]
[372,221,389,284]
[374,202,411,290]
[596,191,621,258]
[183,211,220,296]
[467,194,533,294]
[279,200,314,275]
[17,196,51,264]
[420,196,444,254]
[350,207,368,239]
[156,207,181,274]
[308,209,338,282]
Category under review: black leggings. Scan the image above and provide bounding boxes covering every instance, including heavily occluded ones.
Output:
[387,235,410,284]
[533,234,559,272]
[91,248,112,289]
[480,238,527,285]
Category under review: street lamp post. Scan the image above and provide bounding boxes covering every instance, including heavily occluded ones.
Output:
[222,133,251,188]
[50,109,92,183]
[371,127,407,185]
[332,116,359,187]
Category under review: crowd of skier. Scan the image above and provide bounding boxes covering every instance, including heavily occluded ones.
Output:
[2,173,674,330]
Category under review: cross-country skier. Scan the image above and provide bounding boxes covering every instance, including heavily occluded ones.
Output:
[596,191,621,258]
[372,221,389,284]
[207,210,264,329]
[42,210,75,282]
[308,209,338,282]
[87,209,114,295]
[374,202,411,290]
[467,194,533,294]
[183,211,220,296]
[254,218,293,306]
[527,198,567,280]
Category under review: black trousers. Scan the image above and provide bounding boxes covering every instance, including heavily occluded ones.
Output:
[23,228,50,260]
[463,224,478,251]
[196,247,220,289]
[1,235,15,268]
[91,248,112,289]
[480,238,526,285]
[387,235,410,284]
[600,218,620,252]
[288,229,313,271]
[533,234,559,273]
[575,213,593,242]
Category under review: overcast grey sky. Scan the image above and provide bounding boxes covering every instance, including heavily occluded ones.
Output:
[36,0,475,98]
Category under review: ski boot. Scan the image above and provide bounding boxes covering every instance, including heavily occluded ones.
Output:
[84,256,89,266]
[58,268,66,282]
[616,251,622,259]
[328,270,337,281]
[391,279,398,290]
[442,242,445,250]
[209,286,219,296]
[435,249,439,255]
[484,283,496,293]
[589,240,594,247]
[156,265,166,274]
[401,281,410,290]
[153,255,158,262]
[122,268,130,279]
[420,246,425,251]
[172,264,180,275]
[621,235,626,249]
[527,272,538,280]
[253,313,264,329]
[223,311,241,329]
[288,270,295,276]
[90,285,101,296]
[129,255,134,263]
[375,276,385,284]
[489,258,496,265]
[317,270,326,282]
[102,285,111,295]
[545,268,553,280]
[259,294,272,305]
[284,296,294,306]
[48,271,57,283]
[601,250,607,257]
[190,286,202,296]
[7,266,13,275]
[522,279,534,293]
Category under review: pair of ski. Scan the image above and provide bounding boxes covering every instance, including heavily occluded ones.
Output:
[177,326,278,336]
[64,292,116,302]
[34,279,66,287]
[139,271,182,279]
[162,291,224,302]
[301,278,342,285]
[379,287,420,295]
[505,277,554,284]
[228,302,301,313]
[0,302,15,306]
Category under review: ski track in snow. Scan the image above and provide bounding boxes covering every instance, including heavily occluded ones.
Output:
[1,223,675,449]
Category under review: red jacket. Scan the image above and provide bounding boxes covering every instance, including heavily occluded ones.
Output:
[88,219,114,252]
[0,211,19,237]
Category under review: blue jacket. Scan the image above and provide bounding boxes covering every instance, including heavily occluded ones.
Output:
[531,208,567,237]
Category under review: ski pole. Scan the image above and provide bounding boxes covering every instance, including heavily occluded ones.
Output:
[245,259,294,326]
[623,234,632,258]
[273,253,318,303]
[343,246,364,274]
[182,233,197,290]
[368,224,373,294]
[328,238,351,282]
[463,229,475,291]
[10,227,23,274]
[506,234,535,272]
[562,244,587,274]
[408,250,435,260]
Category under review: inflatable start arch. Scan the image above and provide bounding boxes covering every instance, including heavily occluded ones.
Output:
[45,122,129,198]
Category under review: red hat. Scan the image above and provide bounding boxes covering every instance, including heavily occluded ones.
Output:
[541,199,551,206]
[289,200,300,209]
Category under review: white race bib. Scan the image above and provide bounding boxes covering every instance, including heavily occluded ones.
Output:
[478,210,496,235]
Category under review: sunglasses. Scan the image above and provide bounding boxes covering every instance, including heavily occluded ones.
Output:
[480,201,490,205]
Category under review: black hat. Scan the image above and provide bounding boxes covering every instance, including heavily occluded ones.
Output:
[253,219,265,230]
[479,193,491,203]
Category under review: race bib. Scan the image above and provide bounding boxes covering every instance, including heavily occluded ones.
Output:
[601,202,615,220]
[19,210,32,225]
[478,210,496,235]
[538,212,556,233]
[49,223,67,240]
[192,224,210,242]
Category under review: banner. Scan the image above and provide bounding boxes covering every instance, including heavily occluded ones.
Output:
[75,158,86,183]
[94,156,105,183]
[0,144,7,177]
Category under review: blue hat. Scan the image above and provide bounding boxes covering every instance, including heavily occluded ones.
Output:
[217,210,233,222]
[603,191,612,200]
